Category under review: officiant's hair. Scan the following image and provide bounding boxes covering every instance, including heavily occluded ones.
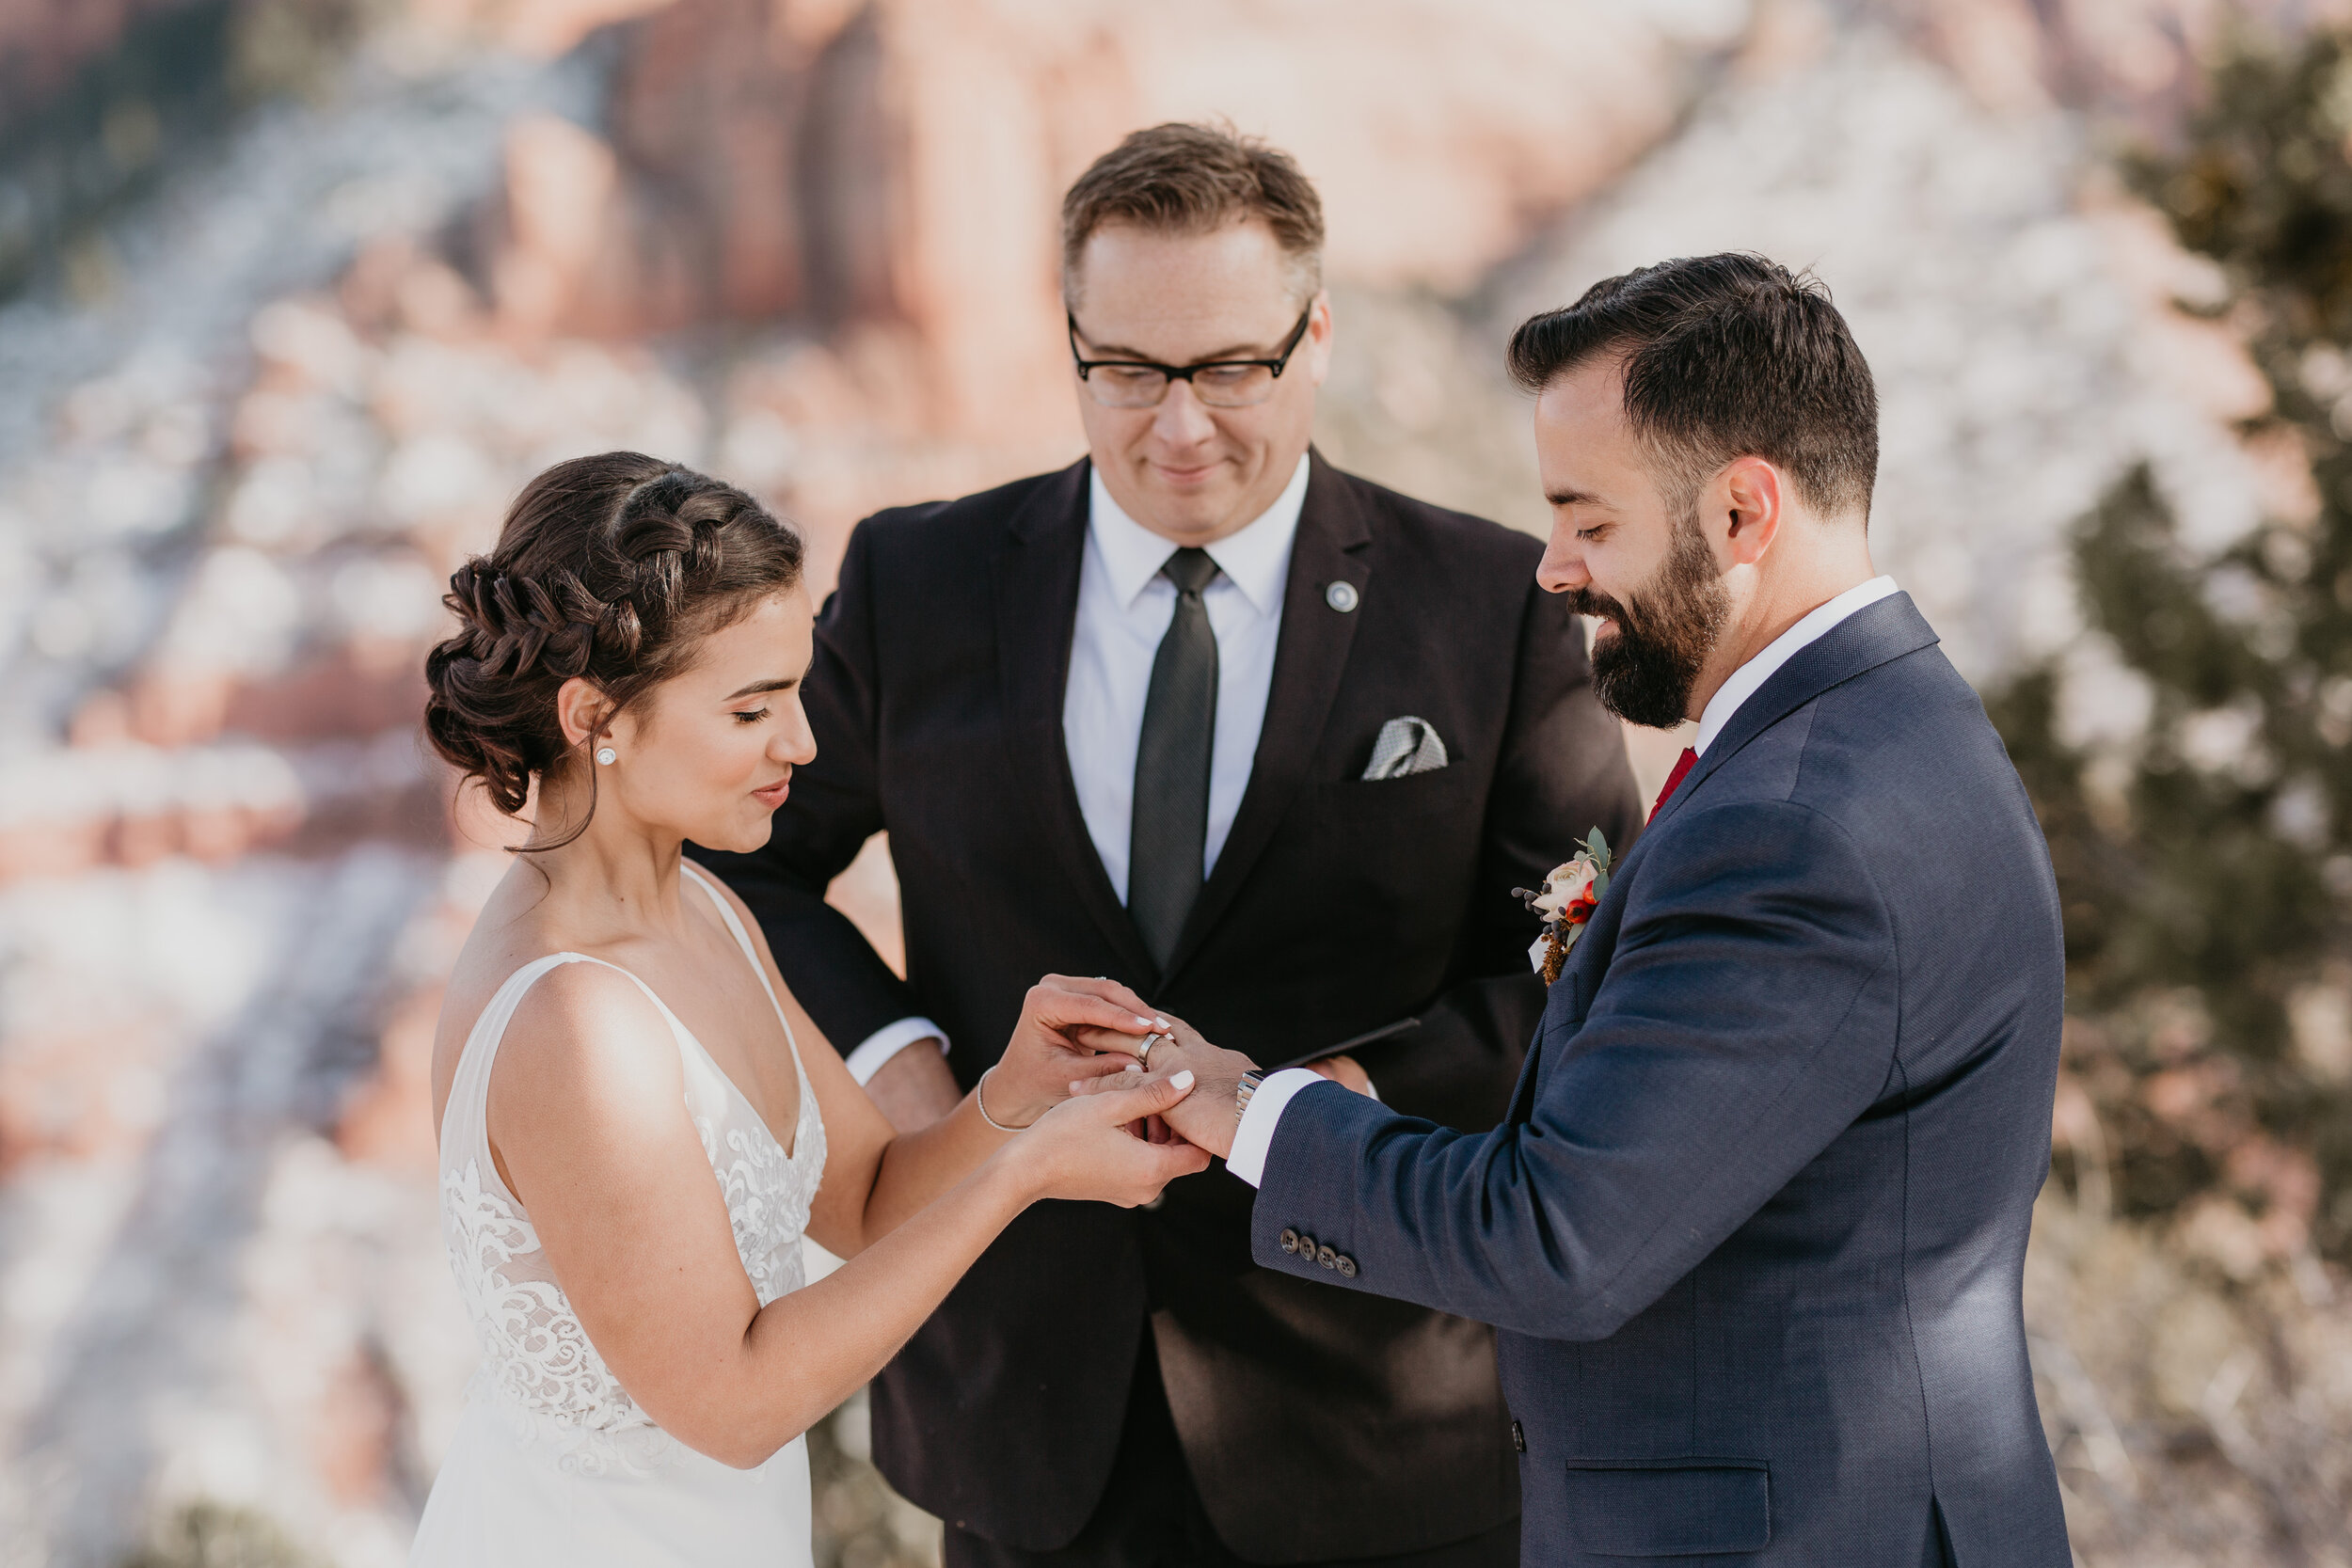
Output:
[1506,253,1879,522]
[1061,121,1324,308]
[423,452,803,840]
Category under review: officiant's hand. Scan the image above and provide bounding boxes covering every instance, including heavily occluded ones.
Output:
[1303,1053,1372,1095]
[985,976,1168,1129]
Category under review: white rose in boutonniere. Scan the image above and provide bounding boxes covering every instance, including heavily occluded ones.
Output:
[1515,828,1613,986]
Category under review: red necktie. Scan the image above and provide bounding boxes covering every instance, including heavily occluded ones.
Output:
[1649,747,1698,823]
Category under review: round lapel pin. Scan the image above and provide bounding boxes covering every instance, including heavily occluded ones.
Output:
[1325,580,1359,613]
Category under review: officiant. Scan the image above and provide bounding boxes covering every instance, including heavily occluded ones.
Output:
[692,122,1640,1568]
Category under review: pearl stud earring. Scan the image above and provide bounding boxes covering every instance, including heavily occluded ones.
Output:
[596,747,617,766]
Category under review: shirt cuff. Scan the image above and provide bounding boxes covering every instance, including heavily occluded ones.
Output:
[843,1017,949,1086]
[1225,1068,1326,1188]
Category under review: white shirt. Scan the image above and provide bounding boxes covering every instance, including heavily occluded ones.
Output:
[1693,576,1899,756]
[1227,575,1904,1183]
[842,456,1311,1085]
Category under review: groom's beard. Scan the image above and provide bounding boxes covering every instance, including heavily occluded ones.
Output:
[1567,510,1730,729]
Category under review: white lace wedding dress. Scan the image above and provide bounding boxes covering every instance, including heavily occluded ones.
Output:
[412,864,826,1565]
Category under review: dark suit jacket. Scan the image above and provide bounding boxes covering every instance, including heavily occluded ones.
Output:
[1248,594,2071,1567]
[691,451,1641,1560]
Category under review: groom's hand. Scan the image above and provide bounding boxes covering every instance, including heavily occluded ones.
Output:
[1070,1017,1257,1162]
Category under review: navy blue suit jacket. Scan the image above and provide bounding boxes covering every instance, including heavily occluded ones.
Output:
[1251,594,2071,1566]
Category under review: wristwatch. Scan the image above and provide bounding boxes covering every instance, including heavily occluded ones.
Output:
[1234,1069,1266,1125]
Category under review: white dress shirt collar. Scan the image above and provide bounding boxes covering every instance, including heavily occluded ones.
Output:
[1694,576,1900,756]
[1086,454,1311,615]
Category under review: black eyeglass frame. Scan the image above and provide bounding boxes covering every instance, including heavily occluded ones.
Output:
[1066,303,1315,403]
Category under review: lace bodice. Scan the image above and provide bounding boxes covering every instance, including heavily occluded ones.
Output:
[436,864,827,1477]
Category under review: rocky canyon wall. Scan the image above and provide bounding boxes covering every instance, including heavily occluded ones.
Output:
[0,3,2344,1566]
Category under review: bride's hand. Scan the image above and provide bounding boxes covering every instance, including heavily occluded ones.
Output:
[1006,1070,1212,1206]
[983,975,1168,1129]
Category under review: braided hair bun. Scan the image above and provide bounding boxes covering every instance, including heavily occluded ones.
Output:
[423,452,803,832]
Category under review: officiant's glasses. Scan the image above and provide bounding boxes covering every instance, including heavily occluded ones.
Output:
[1069,304,1313,409]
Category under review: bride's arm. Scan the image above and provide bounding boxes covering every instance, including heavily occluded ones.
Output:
[694,874,1158,1257]
[789,989,1056,1255]
[489,962,1203,1469]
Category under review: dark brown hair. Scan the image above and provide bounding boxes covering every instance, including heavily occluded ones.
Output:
[1060,122,1325,304]
[1507,253,1880,521]
[423,451,803,847]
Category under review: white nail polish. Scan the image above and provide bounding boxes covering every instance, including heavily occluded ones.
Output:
[1172,1070,1195,1090]
[1154,1017,1171,1030]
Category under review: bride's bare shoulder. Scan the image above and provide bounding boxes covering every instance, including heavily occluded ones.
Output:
[488,958,682,1122]
[428,863,669,1138]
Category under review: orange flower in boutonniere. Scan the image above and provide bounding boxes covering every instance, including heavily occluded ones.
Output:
[1515,828,1613,986]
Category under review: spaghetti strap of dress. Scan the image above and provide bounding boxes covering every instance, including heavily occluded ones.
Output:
[437,951,680,1197]
[416,904,823,1564]
[680,860,810,1078]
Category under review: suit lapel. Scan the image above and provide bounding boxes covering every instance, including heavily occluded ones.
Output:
[1506,884,1623,1121]
[1509,593,1943,1115]
[1646,593,1941,835]
[1160,452,1372,985]
[991,459,1161,981]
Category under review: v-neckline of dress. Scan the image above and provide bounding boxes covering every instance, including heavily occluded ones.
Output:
[639,984,806,1164]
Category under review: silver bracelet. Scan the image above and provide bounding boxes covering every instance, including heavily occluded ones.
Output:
[976,1065,1029,1132]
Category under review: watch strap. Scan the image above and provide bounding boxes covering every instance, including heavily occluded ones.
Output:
[1234,1068,1266,1123]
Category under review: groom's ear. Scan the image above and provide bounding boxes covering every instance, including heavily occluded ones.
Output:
[1717,456,1785,565]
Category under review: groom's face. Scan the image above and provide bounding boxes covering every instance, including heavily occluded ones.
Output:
[1532,357,1731,729]
[1067,218,1330,546]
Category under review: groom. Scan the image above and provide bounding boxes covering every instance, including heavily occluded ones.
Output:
[694,123,1641,1565]
[1140,255,2074,1566]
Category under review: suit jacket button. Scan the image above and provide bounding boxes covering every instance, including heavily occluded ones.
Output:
[1335,1255,1357,1278]
[1295,1234,1315,1259]
[1279,1228,1300,1255]
[1317,1244,1337,1269]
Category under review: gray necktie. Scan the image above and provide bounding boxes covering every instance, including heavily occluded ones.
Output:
[1128,546,1220,969]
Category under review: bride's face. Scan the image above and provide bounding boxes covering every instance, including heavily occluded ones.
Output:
[588,587,819,854]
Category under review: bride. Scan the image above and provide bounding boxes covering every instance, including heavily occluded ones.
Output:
[410,452,1206,1563]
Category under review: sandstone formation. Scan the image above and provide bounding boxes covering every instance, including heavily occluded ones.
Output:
[0,2,2345,1565]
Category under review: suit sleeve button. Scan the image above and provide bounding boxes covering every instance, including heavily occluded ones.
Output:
[1316,1244,1337,1269]
[1295,1234,1315,1260]
[1336,1255,1357,1277]
[1279,1228,1299,1254]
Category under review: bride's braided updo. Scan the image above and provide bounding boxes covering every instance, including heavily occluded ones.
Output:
[423,452,803,831]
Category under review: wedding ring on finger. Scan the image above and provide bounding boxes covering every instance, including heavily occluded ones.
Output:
[1136,1032,1168,1070]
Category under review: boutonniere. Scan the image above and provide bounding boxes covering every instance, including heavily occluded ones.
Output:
[1516,828,1613,985]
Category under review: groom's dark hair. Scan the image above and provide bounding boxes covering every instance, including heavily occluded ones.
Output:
[1507,254,1878,522]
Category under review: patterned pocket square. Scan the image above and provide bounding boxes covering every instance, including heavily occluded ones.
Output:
[1363,716,1449,779]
